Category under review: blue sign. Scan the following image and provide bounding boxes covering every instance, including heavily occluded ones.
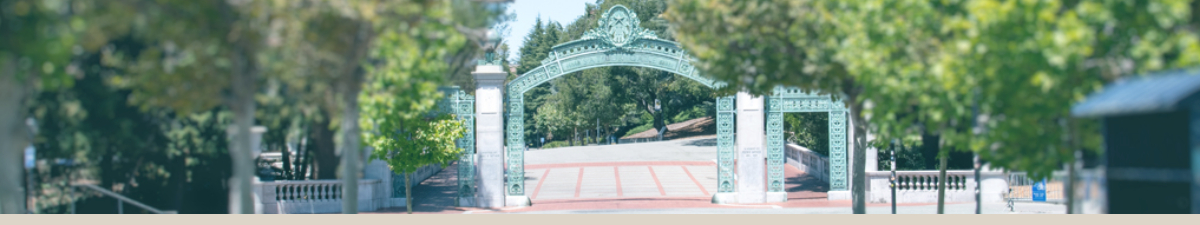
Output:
[24,145,35,169]
[1032,179,1047,202]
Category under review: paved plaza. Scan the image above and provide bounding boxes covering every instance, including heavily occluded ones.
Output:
[366,137,1065,214]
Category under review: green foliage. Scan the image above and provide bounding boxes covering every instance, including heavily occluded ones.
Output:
[359,0,470,175]
[623,122,657,138]
[541,140,571,149]
[671,103,712,123]
[364,114,466,174]
[0,0,77,89]
[668,0,1200,180]
[784,113,828,156]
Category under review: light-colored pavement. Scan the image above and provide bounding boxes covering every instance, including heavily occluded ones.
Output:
[504,202,1066,214]
[526,136,718,164]
[370,137,1064,214]
[523,162,720,201]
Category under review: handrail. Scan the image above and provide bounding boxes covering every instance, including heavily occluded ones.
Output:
[72,183,175,214]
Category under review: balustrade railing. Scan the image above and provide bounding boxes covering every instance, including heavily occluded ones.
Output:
[256,179,385,214]
[785,143,828,182]
[893,171,971,191]
[867,170,1010,204]
[270,180,345,202]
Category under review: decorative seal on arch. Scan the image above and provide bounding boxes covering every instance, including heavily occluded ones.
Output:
[580,5,659,48]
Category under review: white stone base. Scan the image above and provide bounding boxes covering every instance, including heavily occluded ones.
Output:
[458,197,476,207]
[828,190,852,201]
[711,193,738,204]
[766,192,788,203]
[505,196,531,207]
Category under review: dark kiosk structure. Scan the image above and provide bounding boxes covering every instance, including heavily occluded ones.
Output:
[1072,68,1200,214]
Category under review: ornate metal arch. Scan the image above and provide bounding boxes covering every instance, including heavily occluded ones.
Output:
[501,5,732,196]
[765,86,849,191]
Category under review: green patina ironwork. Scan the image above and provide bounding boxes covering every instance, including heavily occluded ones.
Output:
[451,89,477,201]
[395,87,476,197]
[432,87,478,200]
[716,95,736,192]
[766,86,849,191]
[502,5,728,196]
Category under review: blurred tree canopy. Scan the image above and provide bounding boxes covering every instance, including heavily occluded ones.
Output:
[667,0,1200,213]
[2,0,504,213]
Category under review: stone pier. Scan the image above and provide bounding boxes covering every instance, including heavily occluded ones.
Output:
[473,64,506,208]
[736,92,766,204]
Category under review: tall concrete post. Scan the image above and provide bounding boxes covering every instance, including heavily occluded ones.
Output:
[736,92,766,203]
[474,64,506,208]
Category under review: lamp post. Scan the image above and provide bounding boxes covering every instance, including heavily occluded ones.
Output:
[25,118,37,214]
[890,139,897,214]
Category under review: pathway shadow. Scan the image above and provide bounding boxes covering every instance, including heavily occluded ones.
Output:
[376,161,464,213]
[682,138,717,147]
[783,164,830,201]
[786,175,829,193]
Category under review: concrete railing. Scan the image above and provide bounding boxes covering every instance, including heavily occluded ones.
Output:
[784,144,828,182]
[866,170,1010,204]
[255,179,388,214]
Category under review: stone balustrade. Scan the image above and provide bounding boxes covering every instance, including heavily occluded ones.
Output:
[893,171,970,191]
[255,179,388,214]
[785,144,828,182]
[866,170,1010,204]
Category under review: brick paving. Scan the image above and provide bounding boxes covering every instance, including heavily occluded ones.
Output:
[365,138,1060,214]
[366,160,837,214]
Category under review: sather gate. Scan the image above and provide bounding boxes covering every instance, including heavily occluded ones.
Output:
[461,5,852,207]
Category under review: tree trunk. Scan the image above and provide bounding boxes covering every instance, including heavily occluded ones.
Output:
[295,135,308,180]
[340,92,361,214]
[847,95,868,214]
[312,118,338,179]
[339,21,372,214]
[937,149,948,214]
[1065,118,1079,214]
[405,173,412,214]
[653,108,666,136]
[227,46,258,214]
[282,142,292,180]
[170,150,188,212]
[0,56,30,214]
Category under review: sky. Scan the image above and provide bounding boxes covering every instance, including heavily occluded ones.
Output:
[503,0,597,62]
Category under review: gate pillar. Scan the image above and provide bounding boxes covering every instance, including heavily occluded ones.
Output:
[712,95,737,203]
[736,92,767,203]
[473,64,507,208]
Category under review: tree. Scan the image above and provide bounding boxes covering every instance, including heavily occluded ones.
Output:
[362,114,465,214]
[1,0,89,213]
[669,0,1200,214]
[667,0,874,213]
[358,10,470,213]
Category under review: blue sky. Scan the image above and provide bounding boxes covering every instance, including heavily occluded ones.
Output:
[503,0,597,61]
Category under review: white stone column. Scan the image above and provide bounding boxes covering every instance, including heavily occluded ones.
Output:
[865,129,877,172]
[474,64,506,208]
[736,92,766,203]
